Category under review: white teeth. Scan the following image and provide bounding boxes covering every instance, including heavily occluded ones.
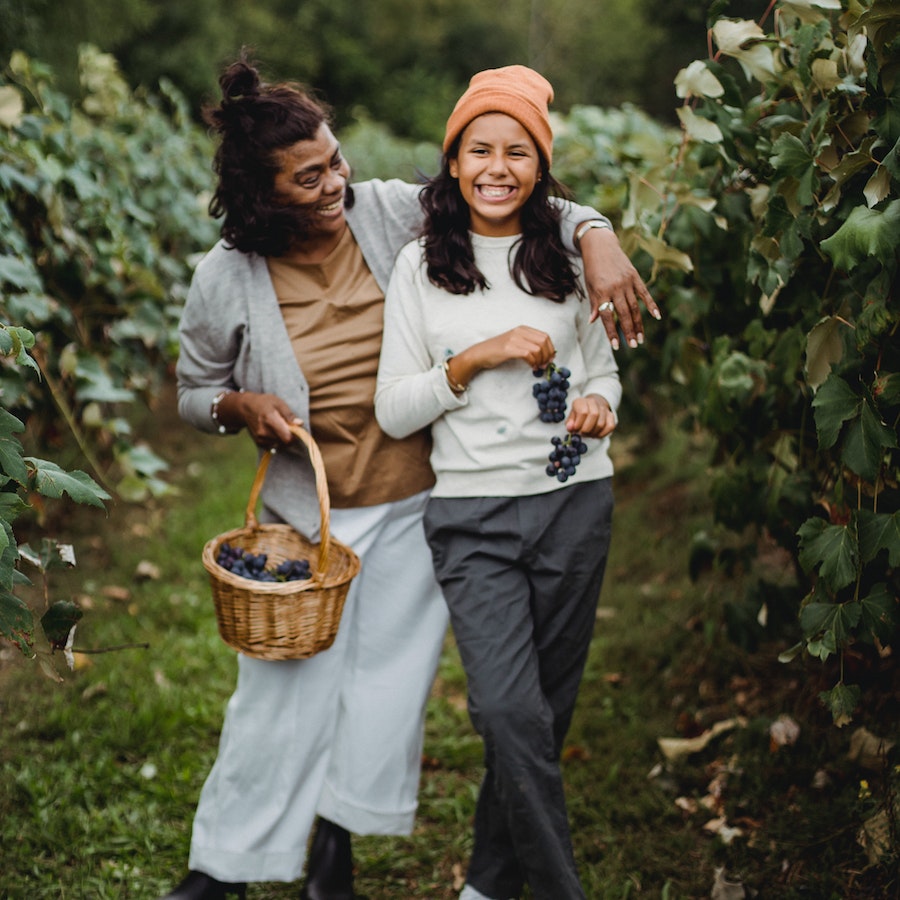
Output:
[479,185,513,197]
[318,199,342,213]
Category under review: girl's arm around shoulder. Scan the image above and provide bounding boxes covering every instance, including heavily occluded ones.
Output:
[554,196,661,344]
[346,179,424,288]
[374,242,467,439]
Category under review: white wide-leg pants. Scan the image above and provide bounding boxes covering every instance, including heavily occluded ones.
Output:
[188,489,449,883]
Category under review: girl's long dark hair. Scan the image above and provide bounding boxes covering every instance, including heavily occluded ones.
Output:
[419,138,583,303]
[202,54,341,257]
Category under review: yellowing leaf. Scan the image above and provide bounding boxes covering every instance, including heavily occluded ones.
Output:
[657,717,747,760]
[780,0,843,25]
[0,86,24,128]
[636,233,694,274]
[812,58,841,91]
[858,808,895,864]
[864,165,891,208]
[677,106,724,144]
[675,60,725,99]
[805,316,846,390]
[713,20,779,83]
[847,726,895,770]
[712,866,749,898]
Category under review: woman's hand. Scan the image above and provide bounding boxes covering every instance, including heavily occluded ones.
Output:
[448,326,556,389]
[217,390,303,450]
[566,394,616,439]
[579,226,661,350]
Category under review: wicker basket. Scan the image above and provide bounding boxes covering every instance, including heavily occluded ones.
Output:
[202,424,360,660]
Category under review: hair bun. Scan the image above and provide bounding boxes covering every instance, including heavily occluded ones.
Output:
[220,61,262,106]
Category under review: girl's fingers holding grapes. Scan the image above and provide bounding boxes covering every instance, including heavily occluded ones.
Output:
[567,394,616,439]
[502,326,556,367]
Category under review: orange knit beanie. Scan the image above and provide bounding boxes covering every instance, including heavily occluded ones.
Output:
[442,65,555,166]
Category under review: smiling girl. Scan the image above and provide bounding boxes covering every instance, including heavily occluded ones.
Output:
[375,67,620,900]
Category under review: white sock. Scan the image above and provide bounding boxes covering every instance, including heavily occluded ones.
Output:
[459,884,513,900]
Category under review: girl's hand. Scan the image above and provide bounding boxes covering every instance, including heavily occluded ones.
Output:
[566,394,616,439]
[449,326,556,388]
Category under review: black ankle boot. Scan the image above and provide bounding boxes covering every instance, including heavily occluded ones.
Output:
[300,818,355,900]
[160,870,247,900]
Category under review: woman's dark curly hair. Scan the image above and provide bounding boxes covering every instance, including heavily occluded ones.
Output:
[202,54,343,257]
[419,134,582,304]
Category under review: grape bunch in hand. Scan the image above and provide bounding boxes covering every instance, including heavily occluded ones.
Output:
[545,433,588,483]
[216,542,311,582]
[532,363,571,424]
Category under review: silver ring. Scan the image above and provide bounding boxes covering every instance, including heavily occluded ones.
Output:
[598,301,614,313]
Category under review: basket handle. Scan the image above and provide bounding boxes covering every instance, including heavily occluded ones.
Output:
[244,424,331,579]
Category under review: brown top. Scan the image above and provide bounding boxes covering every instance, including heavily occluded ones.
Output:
[268,227,434,508]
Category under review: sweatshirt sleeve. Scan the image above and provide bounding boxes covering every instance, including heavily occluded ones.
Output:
[576,284,622,413]
[375,243,467,439]
[553,199,612,253]
[175,252,246,432]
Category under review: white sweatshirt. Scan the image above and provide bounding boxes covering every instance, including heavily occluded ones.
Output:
[375,233,621,498]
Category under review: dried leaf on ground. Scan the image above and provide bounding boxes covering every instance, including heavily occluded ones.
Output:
[658,717,747,761]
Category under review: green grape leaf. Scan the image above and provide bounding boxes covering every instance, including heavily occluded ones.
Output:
[819,682,860,728]
[832,601,862,643]
[771,133,815,178]
[0,432,28,485]
[859,583,896,642]
[800,600,839,636]
[24,459,111,508]
[820,199,900,271]
[807,630,838,661]
[0,254,42,292]
[842,400,898,481]
[0,590,33,655]
[797,517,858,590]
[812,374,860,449]
[858,509,900,565]
[40,600,83,650]
[820,682,860,727]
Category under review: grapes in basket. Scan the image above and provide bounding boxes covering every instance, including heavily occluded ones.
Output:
[216,542,311,583]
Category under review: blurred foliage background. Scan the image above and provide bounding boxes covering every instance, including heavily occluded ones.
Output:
[1,0,759,139]
[2,2,900,893]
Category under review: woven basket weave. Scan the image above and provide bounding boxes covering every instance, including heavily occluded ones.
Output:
[202,424,360,660]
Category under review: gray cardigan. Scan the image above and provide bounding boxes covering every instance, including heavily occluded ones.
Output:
[176,179,605,539]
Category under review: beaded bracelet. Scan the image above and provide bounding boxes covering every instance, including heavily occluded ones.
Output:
[210,388,235,434]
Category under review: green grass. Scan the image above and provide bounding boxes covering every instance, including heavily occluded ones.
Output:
[1,402,898,899]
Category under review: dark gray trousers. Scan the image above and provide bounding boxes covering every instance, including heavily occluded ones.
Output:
[424,478,614,900]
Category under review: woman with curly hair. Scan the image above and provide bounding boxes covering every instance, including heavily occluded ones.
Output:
[163,54,654,900]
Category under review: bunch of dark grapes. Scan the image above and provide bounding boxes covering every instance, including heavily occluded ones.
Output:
[216,543,311,583]
[532,363,571,424]
[545,433,588,483]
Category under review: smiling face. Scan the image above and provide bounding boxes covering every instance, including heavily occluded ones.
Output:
[272,122,351,253]
[448,113,542,237]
